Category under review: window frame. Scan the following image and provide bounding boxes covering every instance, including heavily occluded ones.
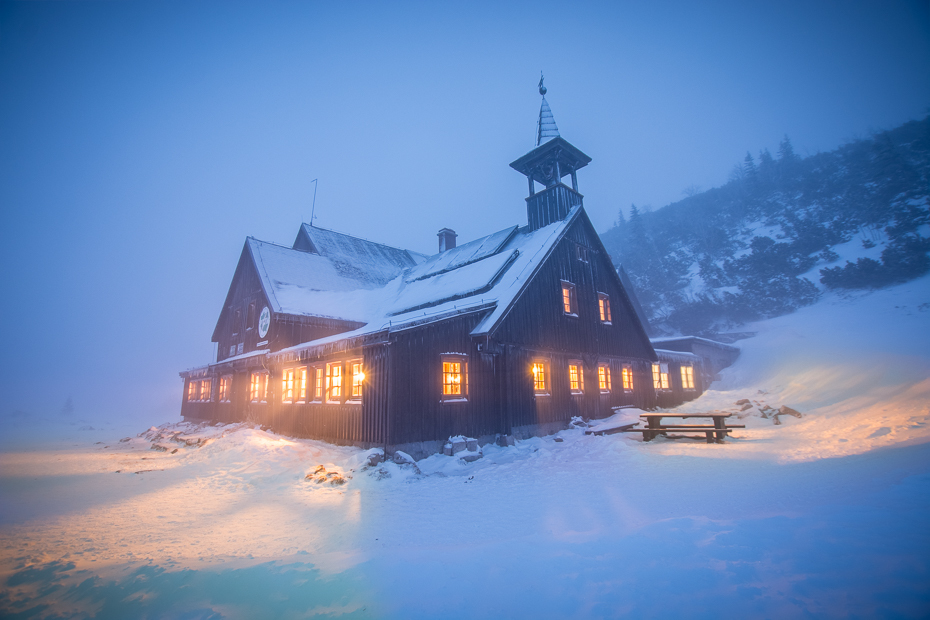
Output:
[576,244,589,263]
[281,368,295,404]
[561,280,578,316]
[187,380,197,402]
[531,359,550,395]
[568,360,585,395]
[621,364,634,392]
[312,366,324,402]
[652,363,670,391]
[440,354,468,402]
[326,362,344,404]
[200,378,212,402]
[219,374,232,403]
[250,371,269,403]
[681,365,695,390]
[597,364,611,394]
[297,367,308,403]
[348,360,364,402]
[597,293,612,324]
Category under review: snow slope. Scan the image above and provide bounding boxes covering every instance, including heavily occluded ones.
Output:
[1,276,928,619]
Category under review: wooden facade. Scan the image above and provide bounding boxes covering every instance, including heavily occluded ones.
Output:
[180,115,732,457]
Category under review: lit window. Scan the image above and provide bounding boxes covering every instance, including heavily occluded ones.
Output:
[250,372,268,402]
[219,375,232,402]
[298,368,308,402]
[652,363,669,390]
[569,361,584,394]
[441,355,467,401]
[532,360,550,394]
[326,362,343,403]
[313,367,324,401]
[621,365,633,392]
[187,380,197,401]
[200,379,212,402]
[350,361,364,401]
[598,364,611,393]
[681,365,695,390]
[598,293,612,323]
[282,368,295,403]
[561,281,577,315]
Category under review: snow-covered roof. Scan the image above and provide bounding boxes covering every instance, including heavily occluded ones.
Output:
[264,208,581,360]
[650,336,741,353]
[297,224,422,286]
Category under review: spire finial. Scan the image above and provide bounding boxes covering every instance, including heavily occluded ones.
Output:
[535,73,559,146]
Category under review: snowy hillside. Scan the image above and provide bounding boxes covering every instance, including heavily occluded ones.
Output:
[1,276,928,618]
[601,117,930,335]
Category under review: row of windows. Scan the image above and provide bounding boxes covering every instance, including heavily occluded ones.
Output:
[560,281,612,323]
[652,363,696,391]
[188,358,694,404]
[531,360,634,395]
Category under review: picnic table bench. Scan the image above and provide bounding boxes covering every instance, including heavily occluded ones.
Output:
[623,413,745,443]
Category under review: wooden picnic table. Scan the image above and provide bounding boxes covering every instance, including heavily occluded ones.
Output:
[632,413,745,443]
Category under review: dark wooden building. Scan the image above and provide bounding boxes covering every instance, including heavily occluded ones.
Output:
[180,82,724,457]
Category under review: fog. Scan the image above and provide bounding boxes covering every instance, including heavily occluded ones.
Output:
[1,0,928,424]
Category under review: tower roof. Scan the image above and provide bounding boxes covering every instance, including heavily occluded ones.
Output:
[536,74,560,146]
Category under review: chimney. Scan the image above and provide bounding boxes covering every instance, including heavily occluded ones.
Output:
[438,228,457,253]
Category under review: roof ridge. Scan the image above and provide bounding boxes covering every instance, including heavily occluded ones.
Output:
[303,222,418,255]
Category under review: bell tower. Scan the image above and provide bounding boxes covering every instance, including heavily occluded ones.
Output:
[509,74,592,231]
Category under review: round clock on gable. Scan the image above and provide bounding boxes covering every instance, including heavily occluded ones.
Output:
[258,306,271,338]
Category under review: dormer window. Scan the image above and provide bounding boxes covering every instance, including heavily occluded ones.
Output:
[561,281,577,316]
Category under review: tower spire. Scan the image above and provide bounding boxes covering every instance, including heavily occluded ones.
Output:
[536,72,560,147]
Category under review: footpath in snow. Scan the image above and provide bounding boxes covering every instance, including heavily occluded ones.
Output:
[0,276,928,619]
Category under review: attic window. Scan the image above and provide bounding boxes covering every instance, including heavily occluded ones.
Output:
[232,309,241,336]
[532,359,550,395]
[598,293,612,323]
[247,302,256,330]
[652,363,670,391]
[597,364,611,394]
[621,364,634,392]
[681,365,695,390]
[441,355,467,401]
[561,281,577,316]
[576,245,589,262]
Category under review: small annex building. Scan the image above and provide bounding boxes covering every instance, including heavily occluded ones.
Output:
[180,82,727,457]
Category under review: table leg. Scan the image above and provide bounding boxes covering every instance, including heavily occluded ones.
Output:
[714,417,726,442]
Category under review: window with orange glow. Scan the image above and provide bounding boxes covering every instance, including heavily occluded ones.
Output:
[681,365,695,390]
[326,363,343,403]
[598,293,612,323]
[652,363,669,390]
[598,365,611,393]
[532,360,549,394]
[219,375,232,402]
[187,380,196,401]
[250,372,268,402]
[281,368,295,403]
[298,368,308,402]
[441,355,467,401]
[200,379,212,402]
[621,365,633,392]
[350,361,364,400]
[313,367,323,401]
[561,281,577,315]
[569,362,584,394]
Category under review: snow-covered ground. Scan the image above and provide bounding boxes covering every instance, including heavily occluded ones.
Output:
[1,276,929,619]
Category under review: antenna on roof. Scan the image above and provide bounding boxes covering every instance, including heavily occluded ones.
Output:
[309,178,319,226]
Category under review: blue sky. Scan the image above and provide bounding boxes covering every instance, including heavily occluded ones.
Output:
[1,1,928,422]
